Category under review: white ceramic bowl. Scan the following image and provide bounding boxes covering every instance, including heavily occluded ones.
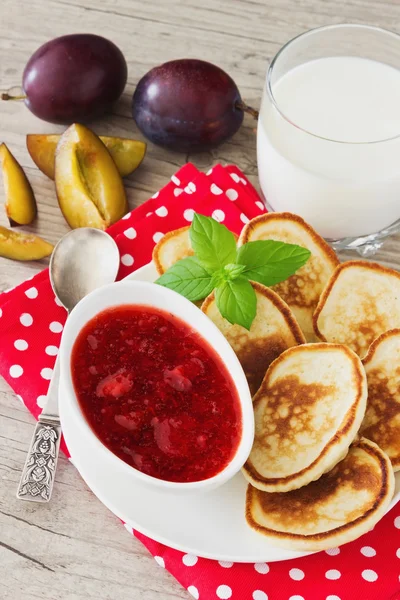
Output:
[59,280,254,494]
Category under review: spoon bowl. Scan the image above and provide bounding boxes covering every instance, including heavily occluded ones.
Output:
[50,228,120,312]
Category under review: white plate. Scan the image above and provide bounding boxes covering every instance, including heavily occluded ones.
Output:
[61,261,400,563]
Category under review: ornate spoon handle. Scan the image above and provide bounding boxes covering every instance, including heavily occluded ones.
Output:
[16,418,62,502]
[17,358,62,502]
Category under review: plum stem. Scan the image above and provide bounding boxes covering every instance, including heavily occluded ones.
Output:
[236,101,259,120]
[1,92,27,101]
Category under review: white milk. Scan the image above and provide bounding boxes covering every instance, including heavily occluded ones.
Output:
[258,57,400,239]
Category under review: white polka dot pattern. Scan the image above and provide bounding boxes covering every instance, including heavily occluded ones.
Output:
[212,209,225,222]
[361,569,378,582]
[123,227,137,240]
[211,183,223,195]
[45,345,58,356]
[40,368,53,380]
[184,182,196,194]
[49,321,63,333]
[37,395,47,408]
[154,556,165,568]
[325,570,341,580]
[226,188,238,201]
[9,364,23,378]
[325,547,340,556]
[188,586,199,599]
[14,339,28,351]
[253,591,268,600]
[183,209,195,222]
[25,287,38,299]
[182,554,198,567]
[20,313,33,327]
[121,254,134,267]
[254,563,269,574]
[360,546,376,557]
[289,569,305,581]
[153,232,164,243]
[155,206,168,217]
[216,584,232,599]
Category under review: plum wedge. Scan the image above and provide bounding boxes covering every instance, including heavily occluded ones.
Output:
[26,134,60,179]
[55,124,128,229]
[27,133,146,179]
[0,143,37,226]
[100,136,146,178]
[0,226,53,261]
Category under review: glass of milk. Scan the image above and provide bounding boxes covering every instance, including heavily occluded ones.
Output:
[258,24,400,254]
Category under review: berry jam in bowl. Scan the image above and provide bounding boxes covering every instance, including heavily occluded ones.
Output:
[59,280,254,493]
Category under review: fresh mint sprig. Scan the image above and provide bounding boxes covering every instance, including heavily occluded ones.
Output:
[156,213,311,330]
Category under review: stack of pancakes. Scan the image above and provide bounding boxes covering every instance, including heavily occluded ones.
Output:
[153,211,399,551]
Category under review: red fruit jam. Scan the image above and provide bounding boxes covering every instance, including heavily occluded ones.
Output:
[71,305,242,483]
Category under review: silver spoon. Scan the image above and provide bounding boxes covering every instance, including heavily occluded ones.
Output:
[16,228,120,503]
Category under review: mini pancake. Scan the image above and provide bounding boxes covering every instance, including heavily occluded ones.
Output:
[361,329,400,471]
[153,226,193,275]
[313,260,400,358]
[238,212,339,341]
[153,225,238,275]
[201,281,305,396]
[243,343,367,492]
[246,438,395,551]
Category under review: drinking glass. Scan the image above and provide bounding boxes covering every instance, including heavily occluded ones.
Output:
[257,24,400,255]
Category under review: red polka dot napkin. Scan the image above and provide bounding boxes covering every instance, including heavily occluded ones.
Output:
[0,164,399,600]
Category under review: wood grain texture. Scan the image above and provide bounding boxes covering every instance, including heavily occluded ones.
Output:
[1,1,400,598]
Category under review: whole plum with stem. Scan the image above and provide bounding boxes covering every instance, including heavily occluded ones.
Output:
[2,34,127,124]
[132,59,257,152]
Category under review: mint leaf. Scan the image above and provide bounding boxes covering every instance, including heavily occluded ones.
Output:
[236,240,311,286]
[156,257,214,301]
[211,264,246,289]
[215,277,257,330]
[211,268,226,288]
[190,213,237,271]
[223,263,246,280]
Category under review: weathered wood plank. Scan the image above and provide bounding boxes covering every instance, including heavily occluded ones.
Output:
[1,1,400,598]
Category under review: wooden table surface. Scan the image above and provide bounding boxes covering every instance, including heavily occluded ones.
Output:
[1,1,400,599]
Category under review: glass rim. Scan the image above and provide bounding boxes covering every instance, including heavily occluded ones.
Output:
[267,23,400,145]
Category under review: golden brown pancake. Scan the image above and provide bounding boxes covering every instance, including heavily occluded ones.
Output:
[201,281,305,396]
[246,438,394,551]
[153,225,239,275]
[313,260,400,358]
[238,212,339,341]
[243,343,367,492]
[361,329,400,471]
[153,226,193,275]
